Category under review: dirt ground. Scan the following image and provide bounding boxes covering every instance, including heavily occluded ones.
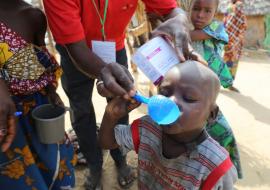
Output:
[57,49,270,190]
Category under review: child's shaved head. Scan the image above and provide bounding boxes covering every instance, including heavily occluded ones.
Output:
[159,60,220,135]
[172,60,220,106]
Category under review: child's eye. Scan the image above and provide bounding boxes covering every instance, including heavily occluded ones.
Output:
[158,88,172,97]
[192,6,200,11]
[183,96,197,103]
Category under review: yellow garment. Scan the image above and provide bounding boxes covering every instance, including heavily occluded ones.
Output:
[4,44,45,80]
[0,42,13,67]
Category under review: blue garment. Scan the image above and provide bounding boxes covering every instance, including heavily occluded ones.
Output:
[0,92,75,190]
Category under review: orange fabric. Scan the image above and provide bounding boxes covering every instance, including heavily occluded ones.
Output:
[43,0,176,50]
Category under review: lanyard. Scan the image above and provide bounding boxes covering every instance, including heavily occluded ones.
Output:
[92,0,109,40]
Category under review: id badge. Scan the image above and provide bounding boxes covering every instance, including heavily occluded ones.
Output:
[92,40,116,64]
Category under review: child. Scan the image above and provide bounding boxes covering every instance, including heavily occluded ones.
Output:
[189,0,243,178]
[223,0,247,92]
[190,0,233,88]
[99,61,238,189]
[0,1,75,189]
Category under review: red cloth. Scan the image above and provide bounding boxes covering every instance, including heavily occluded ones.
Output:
[43,0,177,50]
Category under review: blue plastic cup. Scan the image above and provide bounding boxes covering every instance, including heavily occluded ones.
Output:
[133,92,182,125]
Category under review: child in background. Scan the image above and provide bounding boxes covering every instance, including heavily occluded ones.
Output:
[189,0,242,178]
[223,0,247,92]
[99,61,237,190]
[0,0,75,189]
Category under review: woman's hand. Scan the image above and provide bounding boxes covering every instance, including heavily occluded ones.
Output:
[46,85,64,107]
[0,80,17,152]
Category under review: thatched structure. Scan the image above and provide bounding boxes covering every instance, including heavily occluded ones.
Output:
[217,0,270,47]
[218,0,270,16]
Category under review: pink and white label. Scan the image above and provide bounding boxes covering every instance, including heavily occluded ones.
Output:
[132,36,179,85]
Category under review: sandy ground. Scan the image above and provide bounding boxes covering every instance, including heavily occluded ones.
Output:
[57,49,270,190]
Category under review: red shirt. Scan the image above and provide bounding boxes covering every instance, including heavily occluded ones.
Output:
[43,0,177,50]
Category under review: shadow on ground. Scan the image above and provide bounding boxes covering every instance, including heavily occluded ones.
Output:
[221,90,270,126]
[236,143,270,189]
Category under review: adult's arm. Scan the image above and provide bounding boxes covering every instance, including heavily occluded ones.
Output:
[66,41,134,97]
[43,0,135,98]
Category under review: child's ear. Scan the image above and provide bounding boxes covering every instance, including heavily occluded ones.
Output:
[207,104,219,124]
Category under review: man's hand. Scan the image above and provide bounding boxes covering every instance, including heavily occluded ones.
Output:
[99,63,136,99]
[151,12,207,65]
[0,80,17,152]
[65,41,136,99]
[151,13,190,62]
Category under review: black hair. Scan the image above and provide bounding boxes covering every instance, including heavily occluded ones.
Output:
[191,0,220,9]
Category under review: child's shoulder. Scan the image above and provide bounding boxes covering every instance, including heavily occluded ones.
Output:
[197,136,229,164]
[196,137,237,189]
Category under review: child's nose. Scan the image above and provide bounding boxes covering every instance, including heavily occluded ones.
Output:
[198,11,204,18]
[170,96,182,109]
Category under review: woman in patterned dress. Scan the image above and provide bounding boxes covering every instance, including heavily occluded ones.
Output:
[0,0,76,189]
[223,0,247,92]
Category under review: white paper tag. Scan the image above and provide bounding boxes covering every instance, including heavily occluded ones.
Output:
[92,40,116,63]
[132,36,179,85]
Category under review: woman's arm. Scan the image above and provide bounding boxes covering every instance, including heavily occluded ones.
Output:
[0,80,16,152]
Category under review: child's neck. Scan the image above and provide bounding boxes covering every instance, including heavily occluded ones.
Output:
[162,129,207,159]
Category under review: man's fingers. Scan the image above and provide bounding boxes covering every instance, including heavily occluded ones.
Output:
[175,34,190,62]
[101,64,128,97]
[101,63,135,98]
[96,82,114,98]
[111,64,134,91]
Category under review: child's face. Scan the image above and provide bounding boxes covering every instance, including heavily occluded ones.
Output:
[158,61,217,135]
[190,0,217,29]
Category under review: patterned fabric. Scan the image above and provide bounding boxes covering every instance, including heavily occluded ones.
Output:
[0,22,62,95]
[0,22,75,190]
[192,20,233,88]
[114,116,238,189]
[206,109,243,179]
[191,20,242,179]
[223,1,247,79]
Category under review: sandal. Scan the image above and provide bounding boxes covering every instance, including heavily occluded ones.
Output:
[228,86,240,93]
[84,171,102,190]
[116,163,136,189]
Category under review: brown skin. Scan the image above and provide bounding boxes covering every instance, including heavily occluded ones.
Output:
[0,0,63,151]
[189,0,218,41]
[99,61,220,158]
